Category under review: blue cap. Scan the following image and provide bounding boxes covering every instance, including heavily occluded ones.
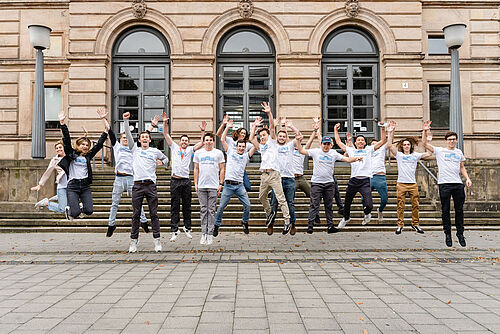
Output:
[321,136,332,144]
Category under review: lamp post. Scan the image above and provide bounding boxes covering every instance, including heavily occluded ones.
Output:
[28,24,51,159]
[443,23,466,151]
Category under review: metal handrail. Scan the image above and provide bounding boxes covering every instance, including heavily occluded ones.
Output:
[418,160,438,183]
[91,141,112,170]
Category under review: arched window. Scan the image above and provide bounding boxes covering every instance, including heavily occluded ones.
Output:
[322,27,379,144]
[112,27,170,150]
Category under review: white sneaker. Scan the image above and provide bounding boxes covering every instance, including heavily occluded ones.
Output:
[48,195,58,201]
[129,239,138,253]
[363,213,372,225]
[338,218,350,229]
[154,238,162,252]
[206,235,213,245]
[183,227,193,239]
[35,198,48,209]
[64,206,73,221]
[170,231,180,242]
[200,234,207,245]
[377,211,383,223]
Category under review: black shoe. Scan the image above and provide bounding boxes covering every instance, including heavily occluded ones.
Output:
[266,211,276,227]
[327,225,340,234]
[412,225,424,234]
[282,222,291,235]
[337,208,345,216]
[457,234,466,247]
[307,226,313,234]
[242,223,249,235]
[141,222,150,233]
[395,227,403,235]
[213,225,219,237]
[106,225,116,237]
[445,234,452,247]
[290,223,296,236]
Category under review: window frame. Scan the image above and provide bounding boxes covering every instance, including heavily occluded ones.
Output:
[428,83,451,130]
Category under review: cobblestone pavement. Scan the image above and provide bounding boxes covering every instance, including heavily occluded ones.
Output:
[0,231,498,334]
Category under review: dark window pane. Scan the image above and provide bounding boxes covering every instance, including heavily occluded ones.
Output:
[144,96,164,109]
[249,79,269,90]
[325,31,375,53]
[144,80,164,92]
[223,95,243,108]
[328,121,348,133]
[145,67,164,79]
[353,66,372,77]
[118,108,138,120]
[144,109,163,122]
[223,66,243,78]
[249,95,270,122]
[353,79,372,90]
[430,85,450,128]
[119,79,139,91]
[117,31,166,54]
[224,79,243,90]
[223,95,244,121]
[327,95,348,106]
[118,96,138,107]
[353,107,374,119]
[353,95,373,106]
[327,66,347,77]
[249,66,269,77]
[150,138,165,150]
[327,108,348,119]
[119,67,139,78]
[222,31,271,53]
[428,36,448,55]
[328,79,347,90]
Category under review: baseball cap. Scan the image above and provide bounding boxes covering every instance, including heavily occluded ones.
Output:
[321,136,332,144]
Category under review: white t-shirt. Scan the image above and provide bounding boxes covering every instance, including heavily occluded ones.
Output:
[193,148,225,189]
[170,142,194,178]
[259,138,279,172]
[292,149,306,175]
[68,156,88,181]
[346,146,375,179]
[224,147,250,183]
[113,142,134,175]
[371,146,386,175]
[276,141,296,178]
[395,152,424,184]
[434,146,466,184]
[131,146,168,183]
[307,148,343,184]
[57,174,68,189]
[226,136,252,153]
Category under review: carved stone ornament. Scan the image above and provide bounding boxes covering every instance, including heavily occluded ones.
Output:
[132,0,147,19]
[238,0,254,19]
[345,0,360,18]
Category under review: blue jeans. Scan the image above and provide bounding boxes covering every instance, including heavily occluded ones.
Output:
[47,187,67,213]
[243,170,251,192]
[270,177,296,224]
[361,174,388,212]
[109,175,147,226]
[215,183,251,226]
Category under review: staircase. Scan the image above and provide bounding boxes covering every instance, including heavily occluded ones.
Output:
[0,166,499,233]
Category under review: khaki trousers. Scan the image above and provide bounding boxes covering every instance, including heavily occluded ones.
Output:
[396,182,420,227]
[259,170,290,220]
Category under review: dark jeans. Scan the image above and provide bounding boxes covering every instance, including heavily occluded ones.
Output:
[67,179,93,218]
[361,174,388,213]
[131,182,160,239]
[333,175,344,215]
[243,170,251,192]
[438,183,465,236]
[270,177,296,224]
[170,177,192,232]
[308,182,335,228]
[344,177,372,220]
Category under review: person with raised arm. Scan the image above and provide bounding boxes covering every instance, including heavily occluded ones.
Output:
[162,112,204,241]
[123,112,168,253]
[334,123,387,229]
[387,122,432,235]
[57,108,108,220]
[214,118,258,236]
[193,132,225,245]
[31,141,68,213]
[422,120,472,247]
[249,102,291,235]
[296,130,362,234]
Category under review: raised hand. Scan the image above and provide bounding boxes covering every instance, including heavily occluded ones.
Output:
[296,132,304,142]
[227,119,234,128]
[82,126,88,137]
[284,119,293,128]
[423,120,432,131]
[58,110,66,124]
[273,117,281,128]
[346,132,352,143]
[222,114,229,124]
[199,121,207,132]
[313,117,321,126]
[96,107,108,119]
[123,112,130,120]
[387,120,396,132]
[162,112,168,124]
[31,184,41,192]
[261,101,271,114]
[151,114,160,127]
[313,122,320,131]
[253,117,263,127]
[334,123,341,131]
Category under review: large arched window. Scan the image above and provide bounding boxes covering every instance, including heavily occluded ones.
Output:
[112,26,170,149]
[216,27,275,162]
[322,27,379,143]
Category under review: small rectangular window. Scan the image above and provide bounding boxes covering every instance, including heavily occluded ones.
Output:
[429,84,450,128]
[428,36,448,55]
[45,86,61,129]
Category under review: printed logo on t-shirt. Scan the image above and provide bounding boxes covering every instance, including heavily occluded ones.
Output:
[119,146,131,153]
[200,156,216,164]
[230,152,245,161]
[354,149,366,155]
[278,146,290,153]
[139,150,156,161]
[318,155,334,163]
[402,155,416,162]
[293,149,301,157]
[75,156,86,166]
[444,152,461,162]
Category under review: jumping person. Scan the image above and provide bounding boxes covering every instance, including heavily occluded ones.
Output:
[249,102,291,235]
[422,120,472,247]
[31,141,68,213]
[193,133,225,245]
[334,123,387,229]
[296,134,362,234]
[388,126,432,234]
[123,112,168,253]
[214,119,257,236]
[216,114,252,191]
[57,108,109,220]
[162,112,204,242]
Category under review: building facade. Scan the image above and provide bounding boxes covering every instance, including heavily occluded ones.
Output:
[0,0,499,160]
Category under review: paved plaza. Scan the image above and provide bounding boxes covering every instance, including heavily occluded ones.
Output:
[0,230,498,334]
